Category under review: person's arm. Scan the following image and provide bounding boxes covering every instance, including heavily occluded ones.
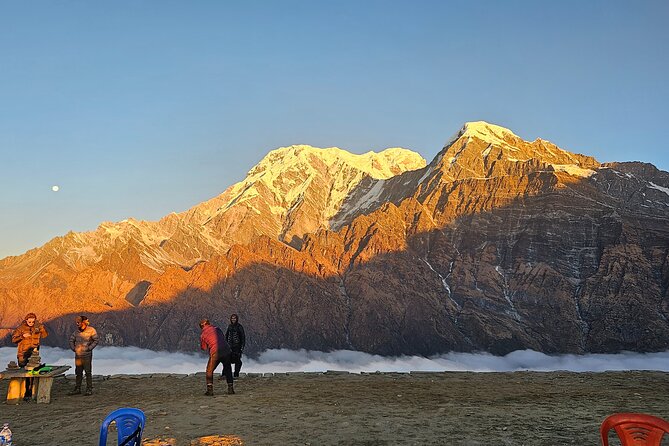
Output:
[11,327,24,344]
[240,325,246,351]
[200,335,207,352]
[88,328,99,351]
[69,332,76,351]
[37,322,48,339]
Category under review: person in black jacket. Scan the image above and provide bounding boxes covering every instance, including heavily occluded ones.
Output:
[223,314,245,378]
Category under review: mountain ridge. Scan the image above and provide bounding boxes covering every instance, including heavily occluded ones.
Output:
[2,121,668,356]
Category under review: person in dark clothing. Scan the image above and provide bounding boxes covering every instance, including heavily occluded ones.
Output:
[11,312,48,400]
[199,318,234,396]
[224,313,245,378]
[67,315,99,396]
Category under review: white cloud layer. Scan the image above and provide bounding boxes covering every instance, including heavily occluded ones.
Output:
[2,347,669,375]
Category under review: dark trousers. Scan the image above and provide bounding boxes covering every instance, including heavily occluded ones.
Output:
[17,355,34,396]
[207,351,233,386]
[75,355,93,390]
[230,351,243,376]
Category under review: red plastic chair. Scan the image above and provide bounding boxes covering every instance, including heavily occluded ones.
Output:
[601,413,669,446]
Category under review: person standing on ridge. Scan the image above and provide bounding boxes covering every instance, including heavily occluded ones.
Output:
[200,318,234,396]
[68,315,99,396]
[225,313,246,378]
[12,312,48,401]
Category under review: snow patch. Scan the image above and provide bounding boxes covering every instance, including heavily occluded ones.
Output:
[459,121,521,152]
[551,164,596,178]
[417,165,433,186]
[139,247,175,273]
[422,258,451,295]
[356,179,386,210]
[210,145,424,228]
[101,224,123,238]
[62,250,97,269]
[495,265,520,321]
[648,182,669,197]
[462,121,519,141]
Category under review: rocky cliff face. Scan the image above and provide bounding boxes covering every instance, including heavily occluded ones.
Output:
[2,123,668,356]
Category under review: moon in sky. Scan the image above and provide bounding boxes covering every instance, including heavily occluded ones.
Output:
[52,185,59,192]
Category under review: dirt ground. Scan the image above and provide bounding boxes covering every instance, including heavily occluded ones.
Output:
[1,370,668,445]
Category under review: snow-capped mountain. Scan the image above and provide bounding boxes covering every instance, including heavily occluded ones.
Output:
[332,121,600,229]
[2,122,668,356]
[0,145,424,328]
[185,145,425,248]
[0,145,424,281]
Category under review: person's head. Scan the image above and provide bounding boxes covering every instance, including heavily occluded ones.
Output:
[24,312,37,326]
[75,315,89,330]
[199,318,210,330]
[230,314,239,324]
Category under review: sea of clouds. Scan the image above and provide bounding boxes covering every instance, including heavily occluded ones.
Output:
[2,347,669,375]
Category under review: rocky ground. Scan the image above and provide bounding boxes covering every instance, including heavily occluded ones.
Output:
[1,371,668,445]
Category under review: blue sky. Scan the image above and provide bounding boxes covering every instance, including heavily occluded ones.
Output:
[1,0,668,259]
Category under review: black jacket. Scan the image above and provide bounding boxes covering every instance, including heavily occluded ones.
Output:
[225,323,245,352]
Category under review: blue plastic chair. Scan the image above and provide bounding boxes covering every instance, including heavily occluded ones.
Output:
[99,408,146,446]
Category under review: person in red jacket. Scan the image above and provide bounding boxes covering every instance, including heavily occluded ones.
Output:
[199,318,234,396]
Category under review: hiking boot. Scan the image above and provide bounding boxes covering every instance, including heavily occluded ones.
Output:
[84,388,93,396]
[68,388,82,395]
[204,386,214,396]
[227,384,235,395]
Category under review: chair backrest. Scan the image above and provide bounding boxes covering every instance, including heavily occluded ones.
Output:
[601,413,669,446]
[99,408,146,446]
